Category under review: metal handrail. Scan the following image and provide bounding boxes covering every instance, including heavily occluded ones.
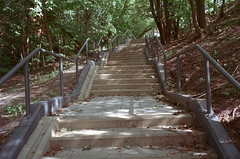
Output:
[146,35,240,115]
[0,37,103,116]
[110,30,136,50]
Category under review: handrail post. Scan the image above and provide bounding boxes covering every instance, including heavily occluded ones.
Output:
[59,57,64,96]
[107,39,109,51]
[147,40,150,60]
[204,58,213,115]
[24,61,30,116]
[164,56,167,83]
[117,36,119,47]
[111,41,114,51]
[93,43,95,61]
[151,41,154,60]
[86,42,88,64]
[101,39,103,50]
[76,60,78,83]
[152,27,154,37]
[177,56,181,92]
[157,44,160,61]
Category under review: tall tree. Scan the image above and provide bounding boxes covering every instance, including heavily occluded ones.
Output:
[196,0,206,28]
[219,0,226,18]
[189,0,202,37]
[149,0,166,44]
[163,0,172,43]
[42,0,55,70]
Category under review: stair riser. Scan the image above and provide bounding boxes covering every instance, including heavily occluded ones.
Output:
[109,56,146,60]
[109,56,146,59]
[50,134,205,149]
[110,53,145,56]
[91,90,158,96]
[96,74,158,79]
[107,60,147,64]
[94,79,159,84]
[92,84,160,90]
[98,70,156,74]
[107,63,149,66]
[98,65,155,70]
[57,116,194,130]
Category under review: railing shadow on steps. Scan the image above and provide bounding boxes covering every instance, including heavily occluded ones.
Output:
[145,35,240,159]
[0,30,135,159]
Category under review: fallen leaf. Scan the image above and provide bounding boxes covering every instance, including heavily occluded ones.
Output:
[82,144,91,151]
[124,145,132,149]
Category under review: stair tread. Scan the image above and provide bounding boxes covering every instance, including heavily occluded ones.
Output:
[99,65,154,68]
[92,83,159,86]
[42,146,217,159]
[91,89,156,92]
[58,113,193,122]
[52,126,204,139]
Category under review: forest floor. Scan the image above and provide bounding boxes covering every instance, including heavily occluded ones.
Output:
[0,61,84,150]
[163,2,240,150]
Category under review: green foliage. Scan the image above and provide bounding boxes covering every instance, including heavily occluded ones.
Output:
[1,102,25,117]
[42,70,59,82]
[218,85,238,97]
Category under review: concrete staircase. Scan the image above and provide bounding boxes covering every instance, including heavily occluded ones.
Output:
[18,40,217,159]
[91,40,161,96]
[41,97,217,159]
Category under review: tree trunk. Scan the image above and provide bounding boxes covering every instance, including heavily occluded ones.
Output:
[137,26,152,39]
[56,34,60,53]
[63,33,66,55]
[219,0,226,18]
[84,7,91,35]
[20,11,25,60]
[0,45,2,68]
[149,0,166,44]
[156,0,166,44]
[163,0,172,43]
[42,0,55,70]
[37,32,42,68]
[189,0,202,38]
[173,17,180,40]
[121,0,129,16]
[25,8,31,68]
[195,0,206,28]
[77,8,81,32]
[9,41,17,66]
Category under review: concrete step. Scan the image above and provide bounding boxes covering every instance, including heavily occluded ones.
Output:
[91,89,159,96]
[107,62,149,66]
[51,126,206,149]
[92,83,160,90]
[98,65,155,70]
[42,146,217,159]
[107,59,147,63]
[109,54,146,59]
[97,69,156,74]
[109,55,146,59]
[93,78,159,84]
[96,73,158,79]
[42,96,217,159]
[56,114,195,130]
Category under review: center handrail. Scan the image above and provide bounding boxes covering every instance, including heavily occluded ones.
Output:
[110,30,136,50]
[145,35,240,115]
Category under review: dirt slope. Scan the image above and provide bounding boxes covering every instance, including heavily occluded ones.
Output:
[164,3,240,150]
